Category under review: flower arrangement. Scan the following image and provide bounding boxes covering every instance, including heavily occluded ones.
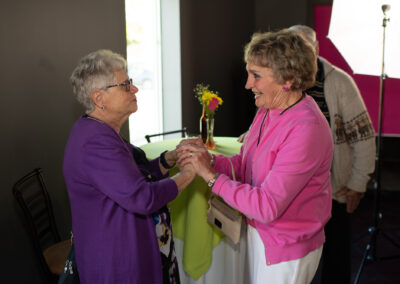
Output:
[194,83,223,119]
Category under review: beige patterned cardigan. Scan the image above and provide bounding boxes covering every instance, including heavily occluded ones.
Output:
[320,57,376,203]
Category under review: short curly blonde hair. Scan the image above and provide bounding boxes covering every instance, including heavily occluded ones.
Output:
[244,29,317,91]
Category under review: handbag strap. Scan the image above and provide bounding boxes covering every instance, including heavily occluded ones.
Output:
[209,157,236,203]
[209,157,248,220]
[227,158,236,181]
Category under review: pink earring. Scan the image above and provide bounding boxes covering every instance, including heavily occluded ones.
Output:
[283,86,289,92]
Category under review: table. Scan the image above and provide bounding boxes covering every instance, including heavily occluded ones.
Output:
[141,137,245,282]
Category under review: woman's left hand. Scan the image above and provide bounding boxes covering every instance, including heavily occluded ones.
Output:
[159,150,178,175]
[176,144,216,182]
[164,149,178,166]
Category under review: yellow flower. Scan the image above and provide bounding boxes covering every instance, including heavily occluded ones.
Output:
[194,83,223,114]
[201,91,214,104]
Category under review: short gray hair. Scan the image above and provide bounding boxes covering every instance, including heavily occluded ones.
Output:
[288,25,318,49]
[70,49,126,113]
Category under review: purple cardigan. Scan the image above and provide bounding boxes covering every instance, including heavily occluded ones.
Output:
[63,117,178,284]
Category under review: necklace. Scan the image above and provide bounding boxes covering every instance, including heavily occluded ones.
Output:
[280,92,305,115]
[257,92,305,146]
[257,110,269,146]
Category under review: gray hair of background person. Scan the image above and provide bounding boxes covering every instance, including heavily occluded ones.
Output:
[288,25,318,50]
[244,29,317,91]
[70,49,127,113]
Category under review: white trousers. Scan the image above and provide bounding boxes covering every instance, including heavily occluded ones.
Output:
[246,225,322,284]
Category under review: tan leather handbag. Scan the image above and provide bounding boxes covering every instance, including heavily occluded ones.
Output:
[207,158,243,245]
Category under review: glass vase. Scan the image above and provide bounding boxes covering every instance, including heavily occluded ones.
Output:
[199,104,216,149]
[200,104,208,144]
[205,118,216,149]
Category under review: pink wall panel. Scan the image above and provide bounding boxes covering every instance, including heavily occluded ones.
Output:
[314,5,400,136]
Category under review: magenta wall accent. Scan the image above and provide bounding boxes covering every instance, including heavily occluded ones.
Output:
[314,5,400,136]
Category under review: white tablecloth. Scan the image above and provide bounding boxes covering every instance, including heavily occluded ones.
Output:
[175,223,248,284]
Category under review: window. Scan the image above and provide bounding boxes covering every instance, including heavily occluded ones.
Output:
[126,0,182,145]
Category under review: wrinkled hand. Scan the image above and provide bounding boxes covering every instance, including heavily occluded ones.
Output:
[180,160,196,176]
[176,149,191,171]
[164,149,178,166]
[170,154,196,193]
[176,144,215,181]
[177,137,204,149]
[176,137,206,172]
[335,186,364,213]
[237,131,248,143]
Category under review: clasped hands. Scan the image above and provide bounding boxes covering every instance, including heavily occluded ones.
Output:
[175,138,217,182]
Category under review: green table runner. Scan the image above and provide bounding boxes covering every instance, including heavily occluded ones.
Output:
[141,137,241,279]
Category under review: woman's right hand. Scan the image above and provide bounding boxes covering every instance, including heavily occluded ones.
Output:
[176,144,216,183]
[171,160,196,193]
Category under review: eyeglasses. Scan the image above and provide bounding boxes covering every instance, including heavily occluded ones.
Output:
[104,78,133,92]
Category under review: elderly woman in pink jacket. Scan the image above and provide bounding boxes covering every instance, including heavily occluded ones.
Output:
[178,29,333,284]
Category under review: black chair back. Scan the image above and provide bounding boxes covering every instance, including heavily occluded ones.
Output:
[145,127,188,143]
[12,168,62,281]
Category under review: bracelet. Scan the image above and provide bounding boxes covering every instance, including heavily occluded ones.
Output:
[207,173,220,188]
[160,150,174,169]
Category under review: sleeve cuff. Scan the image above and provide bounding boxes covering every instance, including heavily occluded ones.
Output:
[149,158,169,179]
[347,178,369,193]
[211,174,230,196]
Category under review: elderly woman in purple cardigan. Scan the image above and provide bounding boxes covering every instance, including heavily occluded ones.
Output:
[63,49,194,284]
